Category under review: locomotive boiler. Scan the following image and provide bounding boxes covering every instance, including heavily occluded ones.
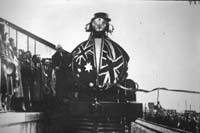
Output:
[68,13,143,133]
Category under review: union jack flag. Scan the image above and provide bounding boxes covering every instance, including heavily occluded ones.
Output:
[98,39,124,89]
[73,39,94,65]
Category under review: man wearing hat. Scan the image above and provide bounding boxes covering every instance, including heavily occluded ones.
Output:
[52,44,72,101]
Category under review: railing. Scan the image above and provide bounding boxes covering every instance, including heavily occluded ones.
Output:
[0,17,56,58]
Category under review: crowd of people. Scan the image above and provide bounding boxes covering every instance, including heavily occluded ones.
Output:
[0,32,72,112]
[145,107,200,133]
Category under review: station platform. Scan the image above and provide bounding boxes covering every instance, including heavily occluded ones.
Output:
[131,118,191,133]
[0,112,192,133]
[0,112,44,133]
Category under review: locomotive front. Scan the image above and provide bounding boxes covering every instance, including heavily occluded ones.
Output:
[69,13,142,133]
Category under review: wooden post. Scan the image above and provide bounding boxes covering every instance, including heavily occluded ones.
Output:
[27,36,29,51]
[34,40,36,55]
[16,30,18,49]
[157,88,159,105]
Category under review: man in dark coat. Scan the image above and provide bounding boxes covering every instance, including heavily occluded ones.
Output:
[20,50,33,111]
[52,44,72,100]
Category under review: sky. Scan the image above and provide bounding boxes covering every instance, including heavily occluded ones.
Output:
[0,0,200,112]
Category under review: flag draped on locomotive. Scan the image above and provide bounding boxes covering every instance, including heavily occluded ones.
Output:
[72,12,129,91]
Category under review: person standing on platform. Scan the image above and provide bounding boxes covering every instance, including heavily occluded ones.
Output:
[0,33,13,111]
[8,38,25,111]
[0,34,6,111]
[31,54,47,111]
[52,44,72,102]
[21,50,33,111]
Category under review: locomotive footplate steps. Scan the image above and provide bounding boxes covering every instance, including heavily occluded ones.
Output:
[68,101,143,133]
[71,117,126,133]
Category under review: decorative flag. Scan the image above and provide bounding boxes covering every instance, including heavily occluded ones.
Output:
[72,37,129,91]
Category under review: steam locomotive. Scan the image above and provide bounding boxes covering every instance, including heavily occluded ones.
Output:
[67,13,143,133]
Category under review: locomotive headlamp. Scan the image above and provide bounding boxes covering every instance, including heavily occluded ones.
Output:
[91,17,108,32]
